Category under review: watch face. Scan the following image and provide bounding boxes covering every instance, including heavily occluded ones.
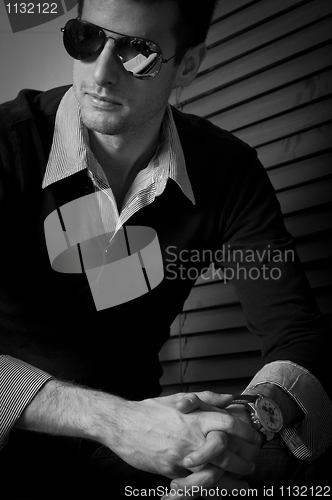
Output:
[256,397,282,432]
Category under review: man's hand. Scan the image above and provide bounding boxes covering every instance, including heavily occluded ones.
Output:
[176,392,261,473]
[163,392,262,499]
[96,392,261,480]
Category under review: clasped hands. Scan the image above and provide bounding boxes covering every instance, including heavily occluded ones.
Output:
[163,391,262,499]
[114,391,262,500]
[160,391,261,499]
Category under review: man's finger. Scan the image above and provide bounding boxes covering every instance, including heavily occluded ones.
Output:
[175,394,227,414]
[183,433,256,476]
[193,391,234,408]
[163,392,233,415]
[175,394,208,414]
[164,464,225,500]
[201,411,261,446]
[165,466,250,499]
[211,449,256,476]
[183,430,228,467]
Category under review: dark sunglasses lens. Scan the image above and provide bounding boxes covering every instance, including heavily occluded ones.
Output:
[63,20,162,79]
[117,38,161,78]
[63,20,105,60]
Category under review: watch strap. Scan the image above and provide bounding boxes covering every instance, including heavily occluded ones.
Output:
[231,394,257,405]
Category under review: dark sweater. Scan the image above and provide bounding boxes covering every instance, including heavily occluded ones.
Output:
[0,85,329,400]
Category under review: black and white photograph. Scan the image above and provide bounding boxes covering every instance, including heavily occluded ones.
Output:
[0,1,331,498]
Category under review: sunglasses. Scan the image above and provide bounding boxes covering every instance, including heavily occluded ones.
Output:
[61,18,181,80]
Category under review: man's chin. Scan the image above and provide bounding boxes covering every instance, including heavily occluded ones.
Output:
[84,122,118,135]
[81,113,126,136]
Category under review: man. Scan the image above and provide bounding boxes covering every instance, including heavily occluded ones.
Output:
[0,0,331,499]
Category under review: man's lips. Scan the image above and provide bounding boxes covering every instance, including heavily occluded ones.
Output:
[86,92,122,107]
[87,93,117,102]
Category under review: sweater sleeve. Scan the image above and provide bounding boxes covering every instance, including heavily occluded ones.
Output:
[214,146,330,393]
[213,145,331,458]
[0,355,53,450]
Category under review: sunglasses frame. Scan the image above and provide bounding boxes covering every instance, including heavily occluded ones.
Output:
[61,18,181,79]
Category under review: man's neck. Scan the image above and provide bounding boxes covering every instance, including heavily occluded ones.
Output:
[89,129,160,177]
[88,119,163,210]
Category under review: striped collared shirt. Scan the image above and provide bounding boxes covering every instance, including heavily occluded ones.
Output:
[42,86,195,239]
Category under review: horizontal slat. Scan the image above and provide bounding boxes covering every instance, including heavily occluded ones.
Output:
[159,328,260,362]
[196,268,229,286]
[212,0,256,22]
[170,305,246,336]
[284,205,332,238]
[257,123,332,168]
[207,70,332,131]
[203,0,331,73]
[207,0,307,48]
[185,282,238,309]
[216,97,332,147]
[180,45,332,118]
[268,152,332,192]
[277,177,332,214]
[170,17,332,105]
[160,353,263,385]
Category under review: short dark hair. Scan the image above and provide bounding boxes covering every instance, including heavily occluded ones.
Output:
[77,0,218,64]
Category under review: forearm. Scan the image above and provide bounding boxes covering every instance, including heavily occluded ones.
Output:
[14,380,197,475]
[15,378,127,448]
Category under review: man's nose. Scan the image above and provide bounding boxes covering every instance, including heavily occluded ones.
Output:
[92,39,122,86]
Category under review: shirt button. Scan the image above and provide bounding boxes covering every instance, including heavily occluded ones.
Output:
[83,186,91,194]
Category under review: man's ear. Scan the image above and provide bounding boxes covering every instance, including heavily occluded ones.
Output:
[174,43,207,88]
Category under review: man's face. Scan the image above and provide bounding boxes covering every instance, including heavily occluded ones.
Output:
[72,0,181,136]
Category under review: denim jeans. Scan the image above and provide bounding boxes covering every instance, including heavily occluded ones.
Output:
[244,436,330,498]
[1,430,330,499]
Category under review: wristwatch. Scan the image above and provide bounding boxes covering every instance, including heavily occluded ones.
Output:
[231,394,283,441]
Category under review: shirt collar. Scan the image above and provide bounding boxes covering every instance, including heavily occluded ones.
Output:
[42,86,195,205]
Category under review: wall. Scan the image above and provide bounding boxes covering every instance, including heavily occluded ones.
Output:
[0,1,74,103]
